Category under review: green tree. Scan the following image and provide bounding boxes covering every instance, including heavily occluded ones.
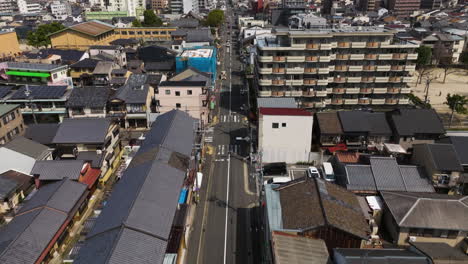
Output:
[445,93,468,127]
[26,22,65,48]
[416,46,433,84]
[143,10,163,27]
[460,51,468,65]
[206,9,224,27]
[132,19,142,27]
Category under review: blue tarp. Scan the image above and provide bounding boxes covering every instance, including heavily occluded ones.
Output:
[178,188,188,204]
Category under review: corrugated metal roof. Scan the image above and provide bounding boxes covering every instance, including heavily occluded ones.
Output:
[7,62,67,72]
[272,232,330,264]
[370,157,406,191]
[69,20,114,36]
[334,248,430,264]
[0,147,37,175]
[257,97,297,109]
[4,136,50,160]
[265,184,283,231]
[399,166,434,193]
[0,104,18,116]
[32,160,85,181]
[345,165,376,191]
[74,110,197,264]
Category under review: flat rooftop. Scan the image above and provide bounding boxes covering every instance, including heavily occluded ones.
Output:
[180,48,213,58]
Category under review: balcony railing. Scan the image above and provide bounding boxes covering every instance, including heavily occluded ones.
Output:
[389,77,402,82]
[375,77,390,83]
[259,79,272,85]
[361,77,375,83]
[332,98,344,105]
[407,53,418,60]
[333,88,346,94]
[291,43,306,49]
[335,65,348,71]
[405,65,416,72]
[304,68,317,73]
[386,98,399,105]
[337,42,351,48]
[350,54,365,60]
[272,80,285,85]
[379,54,393,60]
[306,43,320,50]
[285,79,303,86]
[348,66,363,71]
[286,68,304,74]
[259,68,272,74]
[399,98,410,104]
[352,42,366,48]
[304,79,317,85]
[359,98,370,104]
[272,68,285,74]
[392,53,408,60]
[402,76,413,83]
[317,79,328,85]
[324,98,332,104]
[303,90,315,96]
[320,44,332,50]
[319,56,331,62]
[259,90,272,96]
[346,88,360,94]
[387,88,400,94]
[318,67,329,74]
[366,42,380,48]
[373,88,387,94]
[377,65,391,71]
[400,88,411,94]
[334,77,346,83]
[391,65,404,71]
[347,77,362,83]
[287,56,306,62]
[305,56,318,62]
[316,90,327,97]
[302,102,315,108]
[271,91,286,97]
[371,99,385,104]
[259,56,273,62]
[360,88,372,94]
[344,99,359,105]
[363,65,376,71]
[273,56,286,62]
[365,54,378,60]
[336,54,350,60]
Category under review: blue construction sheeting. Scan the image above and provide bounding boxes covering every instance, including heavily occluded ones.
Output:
[176,46,217,81]
[178,188,188,204]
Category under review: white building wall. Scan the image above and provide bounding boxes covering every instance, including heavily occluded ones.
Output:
[259,114,313,164]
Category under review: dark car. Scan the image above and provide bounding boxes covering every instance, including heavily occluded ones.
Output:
[263,162,287,176]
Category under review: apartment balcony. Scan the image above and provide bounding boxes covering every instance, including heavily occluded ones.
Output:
[350,54,365,60]
[319,56,331,62]
[318,67,329,74]
[391,65,405,71]
[259,79,272,85]
[332,98,344,105]
[334,77,346,83]
[336,54,350,60]
[328,76,334,82]
[366,42,380,48]
[361,77,375,83]
[358,98,371,104]
[332,88,346,94]
[326,88,333,94]
[286,67,304,74]
[306,43,320,50]
[259,68,273,74]
[272,68,285,74]
[360,88,373,94]
[371,98,386,104]
[271,91,286,97]
[346,88,360,94]
[337,42,351,48]
[407,53,418,60]
[273,56,286,62]
[329,65,336,71]
[316,90,328,97]
[363,65,376,71]
[302,102,315,108]
[317,79,328,85]
[287,56,306,62]
[304,79,317,85]
[392,53,407,60]
[272,79,285,85]
[320,44,332,50]
[347,77,362,83]
[302,90,315,97]
[377,65,391,71]
[389,77,402,82]
[375,77,390,83]
[385,98,399,105]
[402,76,413,83]
[365,54,378,60]
[335,65,348,72]
[405,65,416,72]
[378,54,393,60]
[290,90,303,96]
[291,43,306,49]
[285,79,304,86]
[352,42,366,48]
[373,88,387,94]
[304,68,317,73]
[387,88,401,94]
[259,56,273,62]
[324,98,332,104]
[344,99,359,105]
[401,88,411,94]
[305,56,318,62]
[259,90,272,96]
[348,66,363,72]
[315,102,327,108]
[399,98,410,104]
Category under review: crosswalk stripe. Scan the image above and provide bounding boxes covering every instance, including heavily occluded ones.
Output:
[216,144,242,156]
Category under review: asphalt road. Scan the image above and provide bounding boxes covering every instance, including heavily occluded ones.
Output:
[185,6,261,264]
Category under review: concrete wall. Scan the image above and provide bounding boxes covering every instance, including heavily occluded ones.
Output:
[397,230,466,247]
[259,114,313,163]
[157,85,207,122]
[0,32,21,58]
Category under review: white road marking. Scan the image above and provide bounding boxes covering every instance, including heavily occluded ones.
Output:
[223,153,231,264]
[221,145,225,155]
[234,115,238,122]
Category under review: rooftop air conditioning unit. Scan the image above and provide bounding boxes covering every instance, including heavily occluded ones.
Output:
[409,236,417,242]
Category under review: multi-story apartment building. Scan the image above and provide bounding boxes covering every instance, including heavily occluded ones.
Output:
[0,104,24,145]
[170,0,199,14]
[387,0,420,17]
[17,0,41,14]
[255,27,418,109]
[151,0,167,10]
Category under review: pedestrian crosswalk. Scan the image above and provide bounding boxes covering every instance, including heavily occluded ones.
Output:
[216,144,242,156]
[219,114,243,123]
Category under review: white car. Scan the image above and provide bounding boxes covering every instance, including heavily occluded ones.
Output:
[307,166,320,178]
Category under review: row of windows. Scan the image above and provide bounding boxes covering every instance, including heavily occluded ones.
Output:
[164,90,193,96]
[0,124,23,144]
[272,122,287,128]
[118,30,171,36]
[0,110,18,127]
[408,228,459,239]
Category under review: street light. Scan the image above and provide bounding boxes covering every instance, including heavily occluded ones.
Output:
[24,85,37,124]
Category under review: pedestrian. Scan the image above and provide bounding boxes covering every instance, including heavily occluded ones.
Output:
[439,91,442,96]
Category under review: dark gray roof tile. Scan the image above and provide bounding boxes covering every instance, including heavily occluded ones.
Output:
[32,160,84,181]
[4,136,49,160]
[53,118,112,144]
[389,109,445,137]
[66,87,110,108]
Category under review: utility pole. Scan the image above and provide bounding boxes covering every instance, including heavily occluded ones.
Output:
[424,73,438,105]
[24,85,37,124]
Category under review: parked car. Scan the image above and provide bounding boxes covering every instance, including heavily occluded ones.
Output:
[307,166,321,178]
[263,176,291,185]
[322,162,335,182]
[263,162,287,176]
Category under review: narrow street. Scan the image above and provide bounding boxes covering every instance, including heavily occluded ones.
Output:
[185,5,261,264]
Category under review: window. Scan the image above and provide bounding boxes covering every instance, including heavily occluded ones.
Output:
[282,123,286,127]
[187,90,192,95]
[448,230,459,239]
[272,123,279,129]
[13,127,19,135]
[53,73,58,79]
[91,108,103,114]
[176,103,181,108]
[175,91,180,96]
[165,90,171,95]
[19,124,23,131]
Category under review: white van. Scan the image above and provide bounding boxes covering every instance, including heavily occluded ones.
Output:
[264,176,291,185]
[322,162,335,182]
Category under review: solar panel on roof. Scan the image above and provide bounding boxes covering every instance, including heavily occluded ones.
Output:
[0,86,12,98]
[10,86,67,99]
